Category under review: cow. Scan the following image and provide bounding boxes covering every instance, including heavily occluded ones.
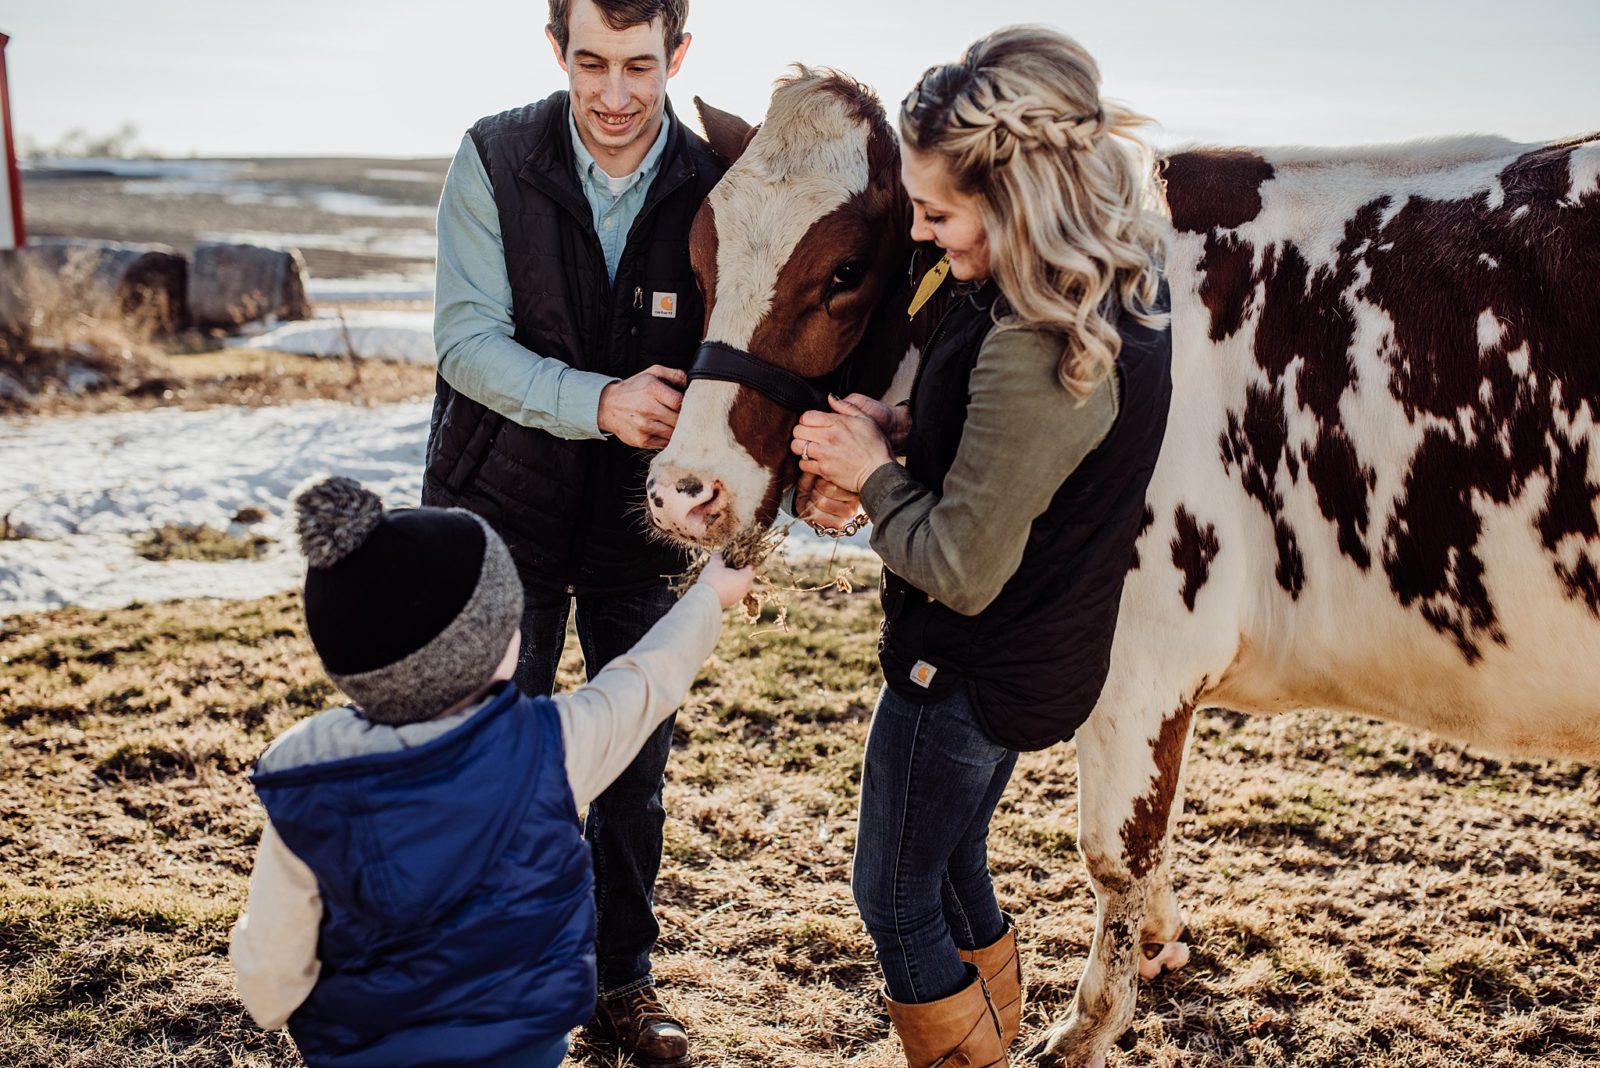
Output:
[646,67,1600,1067]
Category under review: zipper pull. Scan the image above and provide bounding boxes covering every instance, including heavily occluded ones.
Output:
[633,286,644,309]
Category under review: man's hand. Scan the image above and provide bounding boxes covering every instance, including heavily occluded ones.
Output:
[795,471,862,530]
[598,365,687,449]
[697,551,756,609]
[836,393,912,452]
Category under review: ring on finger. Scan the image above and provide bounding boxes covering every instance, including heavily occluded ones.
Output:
[802,441,812,462]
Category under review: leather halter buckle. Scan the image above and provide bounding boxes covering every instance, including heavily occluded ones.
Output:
[686,340,833,413]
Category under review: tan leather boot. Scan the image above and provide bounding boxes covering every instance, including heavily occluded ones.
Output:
[958,919,1021,1047]
[885,967,1009,1068]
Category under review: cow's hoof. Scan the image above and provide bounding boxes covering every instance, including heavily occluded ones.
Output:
[1138,939,1190,981]
[1023,1026,1107,1067]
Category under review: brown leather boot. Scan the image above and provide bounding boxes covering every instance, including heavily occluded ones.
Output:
[958,918,1021,1047]
[885,967,1009,1068]
[587,985,691,1067]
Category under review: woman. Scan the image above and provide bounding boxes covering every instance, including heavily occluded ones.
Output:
[790,26,1172,1067]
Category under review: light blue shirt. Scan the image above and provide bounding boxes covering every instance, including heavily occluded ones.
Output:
[431,107,672,439]
[570,110,671,283]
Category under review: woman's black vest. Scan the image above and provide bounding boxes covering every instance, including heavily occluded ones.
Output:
[879,281,1172,750]
[423,93,726,595]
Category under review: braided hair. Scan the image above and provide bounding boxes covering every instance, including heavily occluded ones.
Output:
[901,26,1169,398]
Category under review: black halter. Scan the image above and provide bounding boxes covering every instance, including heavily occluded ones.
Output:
[686,340,836,413]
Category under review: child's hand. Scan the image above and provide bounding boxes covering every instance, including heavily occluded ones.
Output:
[698,552,755,609]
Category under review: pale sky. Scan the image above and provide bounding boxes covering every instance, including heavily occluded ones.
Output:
[4,0,1597,158]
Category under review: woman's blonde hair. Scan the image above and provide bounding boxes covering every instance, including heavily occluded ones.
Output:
[900,26,1169,398]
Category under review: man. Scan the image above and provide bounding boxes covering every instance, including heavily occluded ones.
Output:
[422,2,724,1064]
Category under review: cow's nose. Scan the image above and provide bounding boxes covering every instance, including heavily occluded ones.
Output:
[646,466,724,543]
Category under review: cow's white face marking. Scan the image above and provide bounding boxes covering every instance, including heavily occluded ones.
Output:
[649,87,875,545]
[649,381,771,545]
[702,92,872,349]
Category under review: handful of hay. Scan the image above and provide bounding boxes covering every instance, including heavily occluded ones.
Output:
[670,520,858,629]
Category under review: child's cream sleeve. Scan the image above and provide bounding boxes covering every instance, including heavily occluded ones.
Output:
[555,582,724,807]
[230,821,322,1030]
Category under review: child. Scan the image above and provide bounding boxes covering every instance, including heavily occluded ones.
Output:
[230,475,753,1068]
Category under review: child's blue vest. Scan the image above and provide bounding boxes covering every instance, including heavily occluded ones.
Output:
[252,685,595,1068]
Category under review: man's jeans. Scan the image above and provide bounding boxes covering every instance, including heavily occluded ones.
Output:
[515,581,680,997]
[851,683,1019,1004]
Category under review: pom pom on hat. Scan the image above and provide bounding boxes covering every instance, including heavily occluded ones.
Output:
[291,475,385,568]
[288,473,524,724]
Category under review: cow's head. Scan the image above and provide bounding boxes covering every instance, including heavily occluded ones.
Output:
[646,68,907,547]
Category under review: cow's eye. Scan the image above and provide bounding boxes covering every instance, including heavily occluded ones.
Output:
[830,261,866,291]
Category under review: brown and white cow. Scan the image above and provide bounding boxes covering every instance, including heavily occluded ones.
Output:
[647,72,913,541]
[649,68,1600,1068]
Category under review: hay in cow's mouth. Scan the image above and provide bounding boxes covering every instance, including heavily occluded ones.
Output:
[669,521,860,628]
[669,522,788,596]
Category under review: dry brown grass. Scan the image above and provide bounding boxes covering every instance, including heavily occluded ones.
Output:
[1,570,1597,1067]
[0,243,434,416]
[0,340,434,417]
[133,523,275,564]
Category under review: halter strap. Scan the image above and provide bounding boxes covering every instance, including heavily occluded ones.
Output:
[686,341,834,413]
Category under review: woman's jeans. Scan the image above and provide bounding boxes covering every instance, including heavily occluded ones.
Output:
[852,683,1019,1004]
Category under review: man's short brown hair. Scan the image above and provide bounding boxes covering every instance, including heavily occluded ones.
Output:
[547,0,689,55]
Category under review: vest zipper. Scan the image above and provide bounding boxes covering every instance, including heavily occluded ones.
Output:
[906,294,966,414]
[898,288,986,610]
[564,161,698,589]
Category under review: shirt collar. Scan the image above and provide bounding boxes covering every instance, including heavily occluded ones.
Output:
[568,106,672,194]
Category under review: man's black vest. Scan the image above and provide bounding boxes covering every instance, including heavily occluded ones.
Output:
[879,282,1173,751]
[423,92,726,595]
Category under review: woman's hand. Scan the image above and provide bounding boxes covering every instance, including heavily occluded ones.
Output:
[795,471,862,530]
[835,393,913,452]
[791,395,895,493]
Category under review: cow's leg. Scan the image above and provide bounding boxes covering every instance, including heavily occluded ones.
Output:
[1026,700,1196,1067]
[1139,823,1191,980]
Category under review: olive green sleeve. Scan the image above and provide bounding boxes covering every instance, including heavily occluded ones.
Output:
[859,324,1118,616]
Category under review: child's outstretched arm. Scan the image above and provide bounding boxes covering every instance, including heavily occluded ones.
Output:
[230,822,323,1029]
[557,553,754,807]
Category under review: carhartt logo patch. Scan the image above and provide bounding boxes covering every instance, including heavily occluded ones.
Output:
[652,292,677,318]
[910,661,938,688]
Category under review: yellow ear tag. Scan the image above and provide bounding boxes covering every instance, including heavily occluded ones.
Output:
[906,254,951,321]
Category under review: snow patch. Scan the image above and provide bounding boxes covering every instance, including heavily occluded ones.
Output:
[229,309,436,363]
[121,177,435,220]
[197,228,438,261]
[1,401,431,616]
[22,158,244,180]
[365,168,443,184]
[305,276,435,304]
[2,401,868,616]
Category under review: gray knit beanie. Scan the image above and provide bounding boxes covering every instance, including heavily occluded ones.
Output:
[290,475,523,725]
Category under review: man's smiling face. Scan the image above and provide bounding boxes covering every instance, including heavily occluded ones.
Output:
[547,0,690,172]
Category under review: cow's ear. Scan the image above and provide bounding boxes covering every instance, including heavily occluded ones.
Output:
[695,97,758,165]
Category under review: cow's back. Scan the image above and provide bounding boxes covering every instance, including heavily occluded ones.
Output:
[1131,133,1600,759]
